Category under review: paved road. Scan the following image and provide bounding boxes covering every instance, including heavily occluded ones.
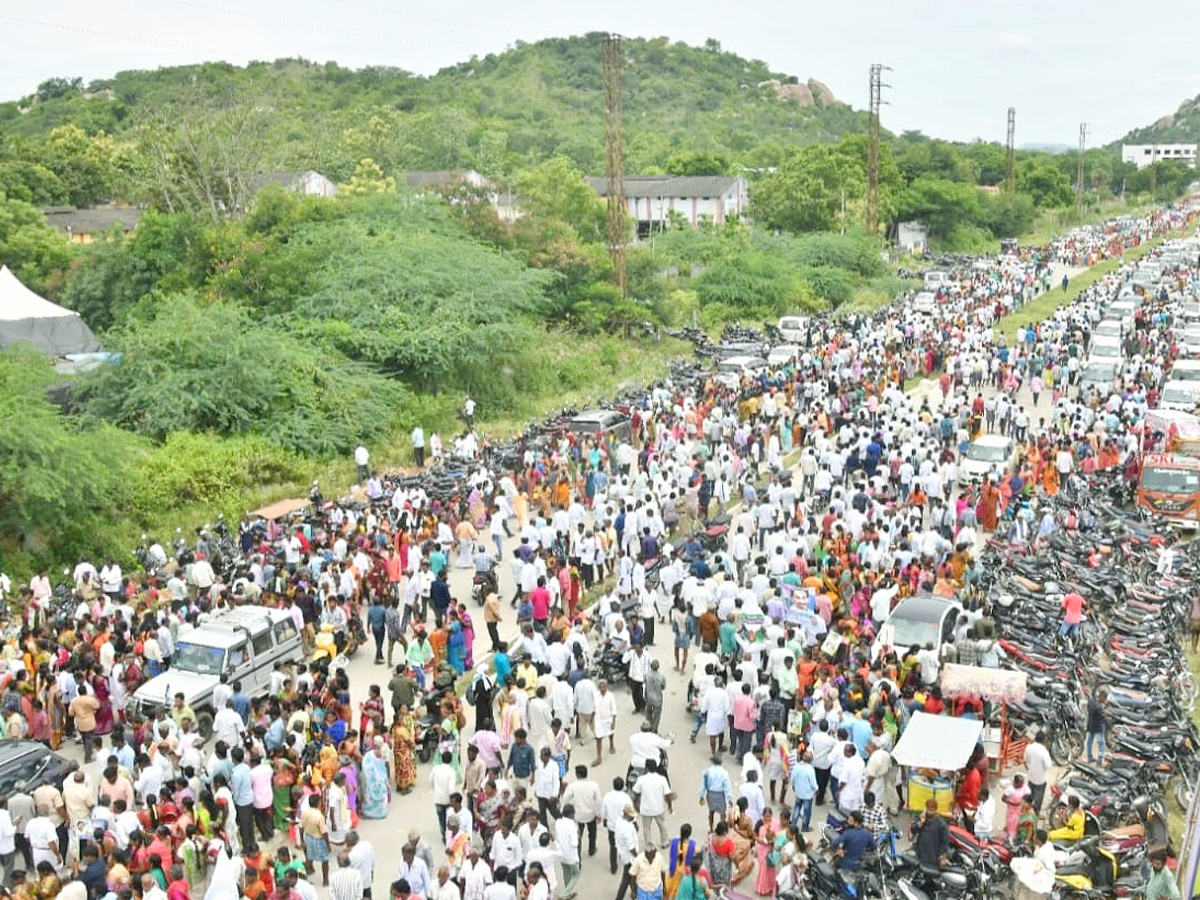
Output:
[52,263,1092,898]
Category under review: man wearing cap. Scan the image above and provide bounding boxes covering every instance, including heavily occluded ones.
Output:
[612,803,640,900]
[627,843,666,900]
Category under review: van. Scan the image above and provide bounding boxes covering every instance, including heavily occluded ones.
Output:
[565,409,632,443]
[924,271,952,290]
[130,605,304,735]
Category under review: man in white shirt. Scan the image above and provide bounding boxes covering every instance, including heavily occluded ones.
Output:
[554,805,581,899]
[631,760,674,849]
[430,751,458,838]
[213,704,245,748]
[560,765,603,858]
[836,744,866,812]
[460,848,493,900]
[533,748,561,825]
[602,777,633,876]
[613,803,640,900]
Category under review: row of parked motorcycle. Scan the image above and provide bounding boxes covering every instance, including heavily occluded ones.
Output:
[783,485,1199,900]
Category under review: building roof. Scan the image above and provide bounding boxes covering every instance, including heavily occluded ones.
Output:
[42,206,142,235]
[585,175,743,199]
[404,170,490,190]
[251,170,334,190]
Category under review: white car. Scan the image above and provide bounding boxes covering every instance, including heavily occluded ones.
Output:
[1181,325,1200,357]
[714,355,767,389]
[777,315,809,343]
[958,434,1018,484]
[767,344,800,367]
[1160,380,1200,412]
[1093,319,1123,339]
[911,291,937,315]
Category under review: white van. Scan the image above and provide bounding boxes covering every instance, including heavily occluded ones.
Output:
[130,605,304,735]
[924,271,952,290]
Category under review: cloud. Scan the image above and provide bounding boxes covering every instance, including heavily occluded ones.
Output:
[994,32,1034,52]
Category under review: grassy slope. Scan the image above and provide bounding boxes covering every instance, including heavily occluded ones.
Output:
[130,333,689,543]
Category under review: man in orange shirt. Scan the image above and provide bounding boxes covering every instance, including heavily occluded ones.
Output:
[68,682,100,763]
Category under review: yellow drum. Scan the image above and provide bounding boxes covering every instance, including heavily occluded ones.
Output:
[907,774,953,814]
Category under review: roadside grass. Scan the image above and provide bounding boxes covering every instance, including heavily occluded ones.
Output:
[1015,198,1155,252]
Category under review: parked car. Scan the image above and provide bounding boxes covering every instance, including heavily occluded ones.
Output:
[714,355,767,389]
[872,594,963,661]
[776,315,809,343]
[565,409,632,443]
[958,434,1018,484]
[766,344,800,368]
[911,291,938,316]
[1078,360,1119,398]
[131,605,304,736]
[1160,380,1200,413]
[0,740,73,795]
[1087,335,1123,362]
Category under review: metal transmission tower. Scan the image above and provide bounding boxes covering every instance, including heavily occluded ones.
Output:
[866,64,890,235]
[1075,122,1088,214]
[1005,107,1016,192]
[602,34,627,298]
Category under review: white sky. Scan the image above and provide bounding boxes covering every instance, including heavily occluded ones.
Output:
[2,0,1199,145]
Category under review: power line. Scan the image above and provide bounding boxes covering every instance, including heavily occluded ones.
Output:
[0,12,219,55]
[165,0,443,49]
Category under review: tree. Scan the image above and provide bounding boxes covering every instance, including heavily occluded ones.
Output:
[895,177,981,241]
[979,191,1037,238]
[513,156,607,243]
[0,192,75,292]
[0,346,143,563]
[35,77,83,102]
[343,158,396,194]
[961,141,1008,186]
[128,95,276,219]
[753,144,855,233]
[1015,160,1073,208]
[85,292,406,455]
[37,124,128,207]
[665,152,730,176]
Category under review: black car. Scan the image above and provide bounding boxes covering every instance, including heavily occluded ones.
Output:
[0,739,74,794]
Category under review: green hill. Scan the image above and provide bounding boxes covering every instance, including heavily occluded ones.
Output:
[0,34,866,181]
[1120,90,1200,145]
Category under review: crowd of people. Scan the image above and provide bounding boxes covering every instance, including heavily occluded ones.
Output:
[0,200,1195,900]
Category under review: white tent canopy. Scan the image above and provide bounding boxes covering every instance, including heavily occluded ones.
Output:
[891,711,983,770]
[0,264,101,356]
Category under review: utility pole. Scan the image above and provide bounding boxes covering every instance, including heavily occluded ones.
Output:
[1075,122,1088,215]
[602,34,627,298]
[866,63,890,236]
[1151,140,1159,196]
[1005,107,1016,193]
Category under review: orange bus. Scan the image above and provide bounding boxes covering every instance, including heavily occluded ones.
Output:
[1137,452,1200,524]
